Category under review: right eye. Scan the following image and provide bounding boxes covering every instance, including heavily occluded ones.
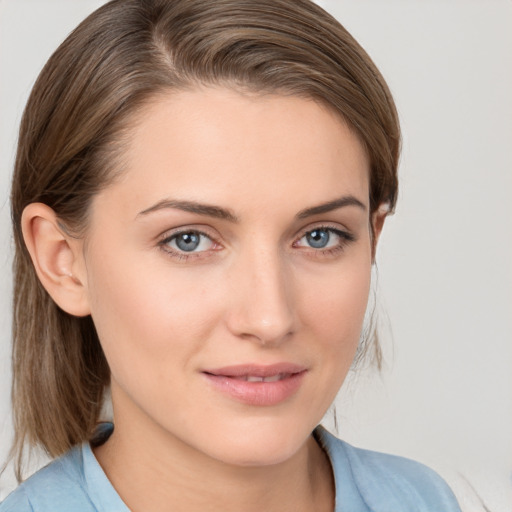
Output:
[160,230,217,258]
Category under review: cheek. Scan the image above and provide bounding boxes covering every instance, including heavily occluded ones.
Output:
[286,249,372,423]
[85,250,224,387]
[298,252,372,357]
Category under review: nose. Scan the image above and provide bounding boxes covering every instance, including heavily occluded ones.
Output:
[225,246,296,346]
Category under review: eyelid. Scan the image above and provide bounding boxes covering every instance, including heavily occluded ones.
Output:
[294,223,355,243]
[157,224,219,243]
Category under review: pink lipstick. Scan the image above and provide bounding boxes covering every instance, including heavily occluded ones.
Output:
[202,363,307,406]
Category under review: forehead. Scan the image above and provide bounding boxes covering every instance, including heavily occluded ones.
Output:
[97,87,370,218]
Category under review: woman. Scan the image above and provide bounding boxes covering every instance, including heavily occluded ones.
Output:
[1,0,461,510]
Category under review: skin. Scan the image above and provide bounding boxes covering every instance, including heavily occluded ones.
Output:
[23,87,385,512]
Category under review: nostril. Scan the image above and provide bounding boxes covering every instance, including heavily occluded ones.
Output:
[238,327,294,347]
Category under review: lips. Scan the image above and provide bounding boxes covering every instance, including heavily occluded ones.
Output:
[202,363,307,406]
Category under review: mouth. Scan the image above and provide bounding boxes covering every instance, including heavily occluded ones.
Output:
[224,373,293,383]
[202,363,307,406]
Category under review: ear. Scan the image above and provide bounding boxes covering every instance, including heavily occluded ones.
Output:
[21,203,91,317]
[370,204,389,261]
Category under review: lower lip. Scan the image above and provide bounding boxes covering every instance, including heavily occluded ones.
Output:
[203,371,307,406]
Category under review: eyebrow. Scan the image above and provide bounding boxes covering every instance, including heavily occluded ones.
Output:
[137,199,239,222]
[296,195,366,218]
[137,195,366,222]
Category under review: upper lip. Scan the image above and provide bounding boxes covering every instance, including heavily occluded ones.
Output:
[203,363,307,378]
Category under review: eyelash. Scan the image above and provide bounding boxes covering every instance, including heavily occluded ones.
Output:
[293,225,356,259]
[158,229,217,261]
[158,225,356,262]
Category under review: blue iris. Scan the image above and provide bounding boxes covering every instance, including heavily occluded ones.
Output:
[175,232,201,252]
[306,229,330,249]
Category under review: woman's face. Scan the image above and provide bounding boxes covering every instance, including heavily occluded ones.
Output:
[81,87,377,466]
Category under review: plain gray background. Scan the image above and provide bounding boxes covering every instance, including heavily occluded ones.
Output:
[1,1,511,510]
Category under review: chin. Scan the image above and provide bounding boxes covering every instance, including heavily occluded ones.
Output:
[198,417,315,468]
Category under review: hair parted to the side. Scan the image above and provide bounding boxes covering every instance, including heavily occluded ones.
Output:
[7,0,400,481]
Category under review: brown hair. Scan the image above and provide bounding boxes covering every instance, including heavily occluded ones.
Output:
[8,0,400,480]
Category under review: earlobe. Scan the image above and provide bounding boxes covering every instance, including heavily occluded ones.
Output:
[21,203,91,317]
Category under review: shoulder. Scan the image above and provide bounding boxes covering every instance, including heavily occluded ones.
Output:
[0,446,96,512]
[316,426,461,512]
[0,488,33,512]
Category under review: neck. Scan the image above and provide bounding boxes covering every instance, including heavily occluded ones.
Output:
[94,401,334,512]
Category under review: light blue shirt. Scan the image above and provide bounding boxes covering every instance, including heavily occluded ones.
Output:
[1,424,461,511]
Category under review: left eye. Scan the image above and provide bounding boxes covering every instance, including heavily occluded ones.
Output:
[165,231,214,253]
[297,228,343,249]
